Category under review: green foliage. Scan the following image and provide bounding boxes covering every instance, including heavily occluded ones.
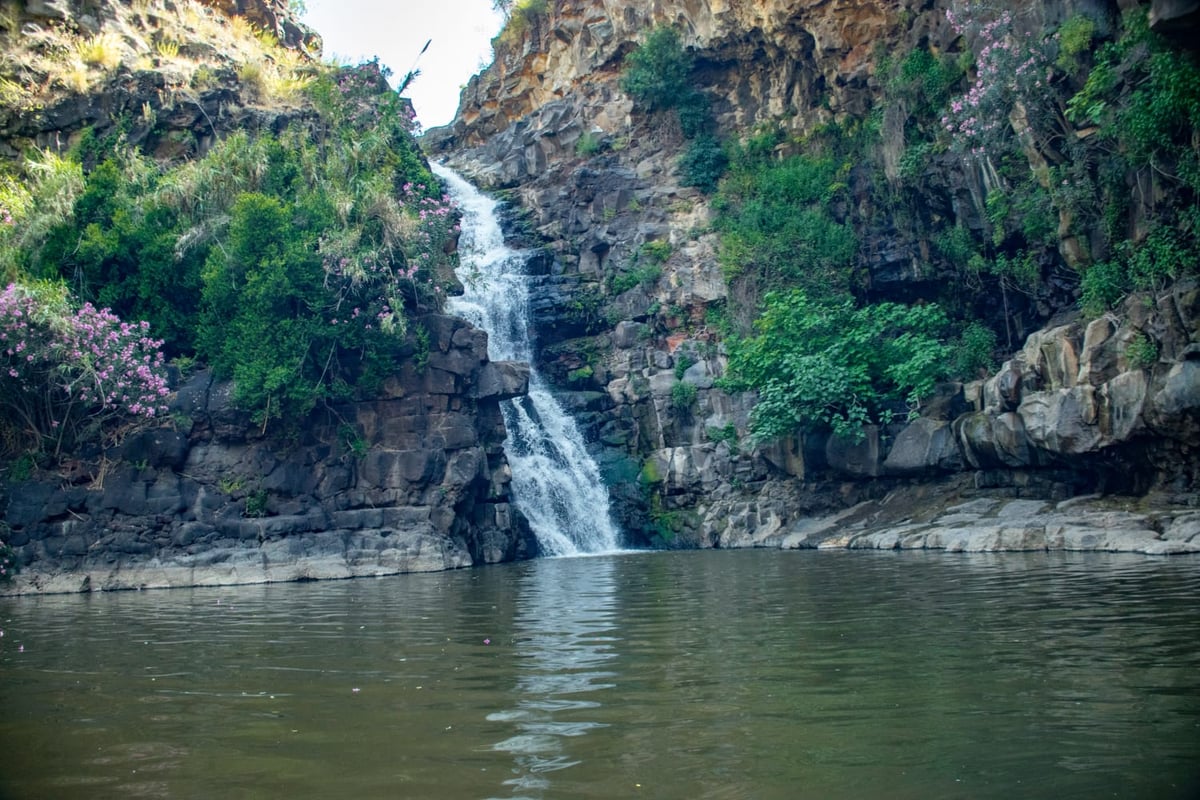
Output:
[29,153,202,355]
[714,145,857,296]
[638,457,663,485]
[1125,225,1193,292]
[412,323,431,372]
[1,60,451,434]
[679,135,728,193]
[6,452,35,482]
[0,150,84,280]
[244,487,269,518]
[1079,259,1128,317]
[1125,331,1158,369]
[705,422,740,454]
[1067,9,1200,180]
[722,290,950,440]
[670,380,697,411]
[934,225,977,267]
[620,27,693,113]
[1055,14,1096,73]
[562,286,610,333]
[567,364,594,383]
[954,322,998,379]
[967,250,1040,287]
[575,131,603,157]
[199,192,325,423]
[645,493,697,546]
[898,141,934,181]
[677,91,713,139]
[1078,224,1200,316]
[673,354,694,380]
[496,0,549,42]
[885,47,961,120]
[640,240,672,264]
[609,263,661,295]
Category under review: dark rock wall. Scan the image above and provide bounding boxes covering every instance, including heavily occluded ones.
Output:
[2,315,536,593]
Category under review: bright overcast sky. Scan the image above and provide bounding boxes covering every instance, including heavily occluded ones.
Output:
[302,0,505,129]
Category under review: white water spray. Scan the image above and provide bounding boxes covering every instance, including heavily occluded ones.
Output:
[434,164,621,556]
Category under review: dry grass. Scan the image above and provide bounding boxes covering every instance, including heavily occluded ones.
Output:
[155,39,180,59]
[75,32,123,70]
[0,0,316,111]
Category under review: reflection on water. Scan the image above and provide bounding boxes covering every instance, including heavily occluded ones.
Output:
[489,557,618,798]
[1,551,1199,800]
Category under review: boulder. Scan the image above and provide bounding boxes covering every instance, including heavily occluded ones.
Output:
[956,411,1034,468]
[1019,385,1102,456]
[473,361,530,400]
[825,426,883,478]
[883,418,963,475]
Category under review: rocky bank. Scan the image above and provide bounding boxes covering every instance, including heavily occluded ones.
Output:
[2,314,535,594]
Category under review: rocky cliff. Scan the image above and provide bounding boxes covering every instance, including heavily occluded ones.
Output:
[427,0,1200,548]
[0,0,320,163]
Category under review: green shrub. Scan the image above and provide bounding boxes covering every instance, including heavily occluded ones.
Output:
[1126,225,1193,291]
[1125,331,1158,369]
[1080,259,1129,317]
[679,135,728,193]
[1067,9,1200,167]
[575,131,603,157]
[1056,14,1096,72]
[620,27,693,112]
[714,147,857,295]
[199,192,327,423]
[609,263,661,294]
[954,322,998,379]
[244,488,269,518]
[934,225,978,266]
[567,365,594,383]
[677,91,712,139]
[640,240,672,264]
[705,422,740,454]
[721,290,950,440]
[671,380,698,411]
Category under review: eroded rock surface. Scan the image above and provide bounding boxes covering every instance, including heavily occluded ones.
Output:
[2,315,536,594]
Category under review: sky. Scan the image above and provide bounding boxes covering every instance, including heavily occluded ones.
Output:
[302,0,505,129]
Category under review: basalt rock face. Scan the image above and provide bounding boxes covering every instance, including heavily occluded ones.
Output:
[429,0,1200,548]
[1,315,537,594]
[0,0,321,162]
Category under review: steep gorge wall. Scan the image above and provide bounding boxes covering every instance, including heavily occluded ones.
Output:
[428,0,1200,547]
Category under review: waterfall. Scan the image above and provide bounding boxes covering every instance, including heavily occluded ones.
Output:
[433,164,621,556]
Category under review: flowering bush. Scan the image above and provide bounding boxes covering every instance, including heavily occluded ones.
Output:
[0,281,170,455]
[942,5,1054,155]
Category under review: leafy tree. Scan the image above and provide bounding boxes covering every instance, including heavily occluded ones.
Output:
[722,291,950,440]
[620,27,693,112]
[199,193,328,424]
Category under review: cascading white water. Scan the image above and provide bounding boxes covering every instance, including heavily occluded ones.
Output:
[433,163,621,556]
